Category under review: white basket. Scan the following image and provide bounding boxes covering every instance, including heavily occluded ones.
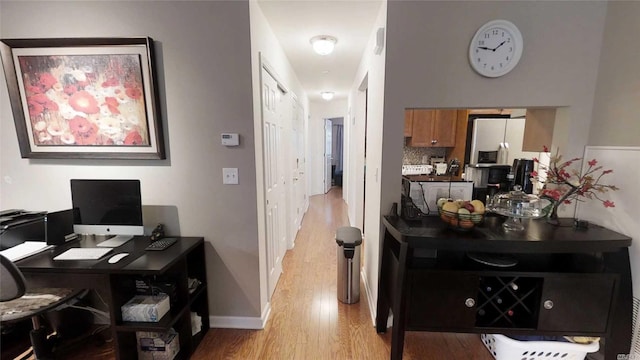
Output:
[481,334,600,360]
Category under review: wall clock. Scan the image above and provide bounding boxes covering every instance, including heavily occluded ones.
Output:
[469,19,523,78]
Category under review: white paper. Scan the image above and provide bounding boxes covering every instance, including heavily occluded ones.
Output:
[0,241,51,262]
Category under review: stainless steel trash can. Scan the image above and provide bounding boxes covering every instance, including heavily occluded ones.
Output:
[336,226,362,304]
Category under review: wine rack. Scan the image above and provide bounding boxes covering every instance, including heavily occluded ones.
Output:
[475,276,542,328]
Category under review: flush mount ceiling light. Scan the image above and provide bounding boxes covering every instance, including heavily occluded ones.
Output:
[310,35,337,56]
[321,92,334,101]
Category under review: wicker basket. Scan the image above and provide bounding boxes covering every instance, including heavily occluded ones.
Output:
[438,208,484,231]
[481,334,599,360]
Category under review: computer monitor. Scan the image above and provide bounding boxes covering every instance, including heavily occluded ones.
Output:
[70,179,144,236]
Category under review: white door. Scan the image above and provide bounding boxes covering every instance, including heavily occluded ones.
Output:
[324,119,333,193]
[262,69,286,298]
[288,97,305,249]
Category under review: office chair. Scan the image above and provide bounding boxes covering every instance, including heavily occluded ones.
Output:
[0,254,85,359]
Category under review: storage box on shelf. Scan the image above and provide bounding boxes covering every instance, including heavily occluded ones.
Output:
[121,294,170,322]
[137,328,180,360]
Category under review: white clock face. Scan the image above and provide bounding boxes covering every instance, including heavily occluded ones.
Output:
[469,20,523,77]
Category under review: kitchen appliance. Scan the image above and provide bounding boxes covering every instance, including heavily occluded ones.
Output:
[430,157,445,166]
[402,164,433,176]
[478,151,498,164]
[466,115,537,167]
[435,163,448,175]
[466,165,511,203]
[511,159,535,194]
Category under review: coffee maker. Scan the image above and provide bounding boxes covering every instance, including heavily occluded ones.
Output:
[511,159,535,194]
[467,165,511,203]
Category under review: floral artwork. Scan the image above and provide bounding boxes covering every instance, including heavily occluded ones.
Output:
[18,54,149,147]
[1,37,164,159]
[531,146,618,223]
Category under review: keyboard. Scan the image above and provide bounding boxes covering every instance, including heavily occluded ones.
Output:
[97,235,134,248]
[53,248,112,260]
[145,237,177,251]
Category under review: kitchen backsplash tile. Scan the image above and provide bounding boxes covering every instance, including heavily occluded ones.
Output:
[403,141,447,165]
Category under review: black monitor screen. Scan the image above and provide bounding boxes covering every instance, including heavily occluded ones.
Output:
[70,179,143,228]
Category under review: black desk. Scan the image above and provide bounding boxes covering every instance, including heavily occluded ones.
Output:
[376,215,632,360]
[15,236,209,360]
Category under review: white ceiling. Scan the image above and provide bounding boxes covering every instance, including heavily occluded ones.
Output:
[257,0,383,102]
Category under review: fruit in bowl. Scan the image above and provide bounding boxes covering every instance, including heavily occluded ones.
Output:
[437,198,485,231]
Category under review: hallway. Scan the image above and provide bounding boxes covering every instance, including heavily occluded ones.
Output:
[194,188,492,359]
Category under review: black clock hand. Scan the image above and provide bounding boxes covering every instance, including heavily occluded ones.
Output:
[492,41,506,51]
[477,46,491,50]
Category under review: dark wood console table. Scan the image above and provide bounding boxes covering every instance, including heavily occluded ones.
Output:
[375,215,632,360]
[15,236,209,360]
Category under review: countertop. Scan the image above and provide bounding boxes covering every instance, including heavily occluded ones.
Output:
[402,174,472,182]
[383,215,632,254]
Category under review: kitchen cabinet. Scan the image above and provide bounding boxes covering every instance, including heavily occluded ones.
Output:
[522,108,556,152]
[407,271,478,329]
[537,275,615,333]
[407,109,457,147]
[404,110,413,137]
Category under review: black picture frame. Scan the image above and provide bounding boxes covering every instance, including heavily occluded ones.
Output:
[0,37,165,159]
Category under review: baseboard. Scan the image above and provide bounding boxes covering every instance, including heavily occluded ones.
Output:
[361,268,393,328]
[209,302,271,330]
[361,269,377,327]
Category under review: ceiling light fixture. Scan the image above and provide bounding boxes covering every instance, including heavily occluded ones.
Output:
[321,92,334,101]
[310,35,337,56]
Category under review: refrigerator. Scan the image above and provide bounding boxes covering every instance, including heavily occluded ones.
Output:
[468,117,534,166]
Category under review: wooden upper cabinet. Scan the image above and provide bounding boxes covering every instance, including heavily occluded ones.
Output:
[522,108,556,151]
[408,109,458,147]
[404,110,413,137]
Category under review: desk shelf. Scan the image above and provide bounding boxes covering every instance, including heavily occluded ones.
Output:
[110,239,208,360]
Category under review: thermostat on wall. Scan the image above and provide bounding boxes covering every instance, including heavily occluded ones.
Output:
[221,133,239,146]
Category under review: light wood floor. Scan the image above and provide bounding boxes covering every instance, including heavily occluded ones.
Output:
[192,188,494,360]
[16,187,494,359]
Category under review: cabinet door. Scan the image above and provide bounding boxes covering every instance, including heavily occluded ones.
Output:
[407,271,478,330]
[404,110,413,137]
[408,110,458,147]
[538,275,615,333]
[408,109,435,146]
[522,108,556,152]
[432,110,457,147]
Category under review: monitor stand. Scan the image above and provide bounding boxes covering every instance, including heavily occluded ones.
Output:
[96,235,134,248]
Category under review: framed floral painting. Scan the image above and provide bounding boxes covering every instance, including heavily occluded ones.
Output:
[0,37,165,159]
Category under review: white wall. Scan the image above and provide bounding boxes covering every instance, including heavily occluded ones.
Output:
[346,1,388,320]
[0,1,263,322]
[308,99,347,195]
[589,1,640,147]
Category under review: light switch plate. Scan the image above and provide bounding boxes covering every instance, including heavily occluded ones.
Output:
[223,168,238,184]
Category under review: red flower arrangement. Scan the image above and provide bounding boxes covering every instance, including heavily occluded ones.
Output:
[531,146,618,222]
